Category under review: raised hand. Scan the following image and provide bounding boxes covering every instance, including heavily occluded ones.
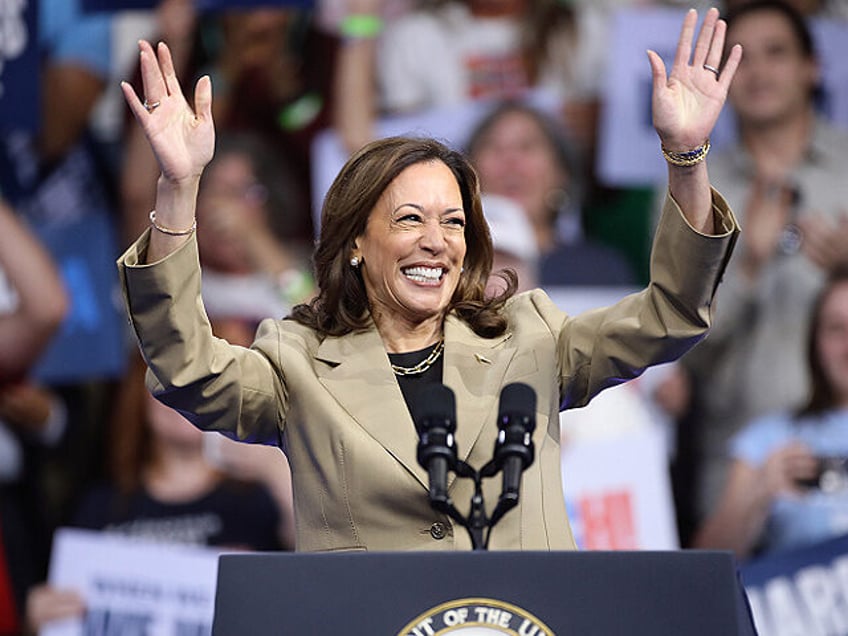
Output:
[120,40,214,185]
[648,7,742,152]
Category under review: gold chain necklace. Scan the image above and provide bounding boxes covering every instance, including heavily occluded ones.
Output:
[390,339,445,376]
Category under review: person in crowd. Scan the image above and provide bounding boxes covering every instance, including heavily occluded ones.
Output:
[0,197,69,636]
[657,0,848,542]
[332,0,607,154]
[24,352,290,633]
[192,131,315,346]
[693,266,848,560]
[115,8,740,551]
[121,0,338,243]
[466,101,638,288]
[481,193,539,297]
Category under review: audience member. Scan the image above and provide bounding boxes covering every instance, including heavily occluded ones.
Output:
[0,197,69,636]
[25,353,290,633]
[664,0,848,542]
[693,266,848,560]
[467,101,637,288]
[121,1,337,243]
[193,132,315,345]
[481,193,538,296]
[332,0,607,154]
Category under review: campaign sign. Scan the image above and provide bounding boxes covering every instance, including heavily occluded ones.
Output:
[44,528,222,636]
[741,533,848,636]
[82,0,314,11]
[0,0,39,133]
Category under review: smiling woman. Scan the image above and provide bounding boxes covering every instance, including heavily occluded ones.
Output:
[117,8,742,552]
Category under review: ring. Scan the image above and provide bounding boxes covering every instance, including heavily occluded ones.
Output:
[143,100,161,113]
[702,64,720,77]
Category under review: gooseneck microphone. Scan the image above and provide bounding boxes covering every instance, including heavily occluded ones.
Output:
[413,384,459,510]
[493,382,537,506]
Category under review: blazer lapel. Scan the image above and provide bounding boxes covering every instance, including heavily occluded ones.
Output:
[442,315,515,472]
[315,327,429,489]
[314,316,516,493]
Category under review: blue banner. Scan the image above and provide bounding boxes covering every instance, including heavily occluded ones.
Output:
[82,0,314,11]
[740,534,848,635]
[0,1,39,134]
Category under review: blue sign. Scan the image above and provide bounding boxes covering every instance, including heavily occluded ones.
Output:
[82,0,314,11]
[0,1,39,134]
[741,533,848,635]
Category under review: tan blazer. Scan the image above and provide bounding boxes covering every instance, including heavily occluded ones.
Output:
[118,191,738,552]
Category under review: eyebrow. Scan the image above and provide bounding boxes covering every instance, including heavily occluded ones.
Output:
[392,203,465,215]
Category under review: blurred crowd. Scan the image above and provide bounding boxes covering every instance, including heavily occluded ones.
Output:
[3,0,848,632]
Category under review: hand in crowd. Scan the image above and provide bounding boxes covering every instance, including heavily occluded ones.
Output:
[737,177,796,279]
[26,584,86,633]
[760,441,821,498]
[651,364,692,421]
[799,213,848,271]
[0,382,55,437]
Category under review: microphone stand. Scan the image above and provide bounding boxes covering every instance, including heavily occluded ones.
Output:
[426,458,516,551]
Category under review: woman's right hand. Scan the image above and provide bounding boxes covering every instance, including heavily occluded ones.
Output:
[120,40,214,186]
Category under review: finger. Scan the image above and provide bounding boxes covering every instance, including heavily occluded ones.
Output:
[647,49,668,92]
[692,6,719,67]
[673,9,698,71]
[121,80,149,123]
[138,40,167,104]
[718,43,743,92]
[194,74,213,123]
[156,41,182,99]
[703,18,726,72]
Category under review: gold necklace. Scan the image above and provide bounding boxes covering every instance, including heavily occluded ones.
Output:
[390,339,445,376]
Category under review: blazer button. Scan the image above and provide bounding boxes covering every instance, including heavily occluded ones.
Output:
[430,522,448,540]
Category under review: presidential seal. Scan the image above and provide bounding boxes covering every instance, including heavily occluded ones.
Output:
[396,597,554,635]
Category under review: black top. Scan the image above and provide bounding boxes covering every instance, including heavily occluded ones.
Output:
[388,343,444,426]
[72,479,284,551]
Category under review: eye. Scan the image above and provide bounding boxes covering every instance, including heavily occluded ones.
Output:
[397,213,422,223]
[444,216,466,228]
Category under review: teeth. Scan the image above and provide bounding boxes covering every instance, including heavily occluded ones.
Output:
[403,266,443,282]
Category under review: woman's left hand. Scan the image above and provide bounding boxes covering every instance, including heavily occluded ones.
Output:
[648,7,742,151]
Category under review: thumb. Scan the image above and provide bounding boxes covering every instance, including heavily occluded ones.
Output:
[646,49,667,93]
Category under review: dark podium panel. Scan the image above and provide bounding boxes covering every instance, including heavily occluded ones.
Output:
[213,550,758,635]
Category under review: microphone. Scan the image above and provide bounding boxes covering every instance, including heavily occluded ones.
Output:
[413,384,458,509]
[493,382,537,504]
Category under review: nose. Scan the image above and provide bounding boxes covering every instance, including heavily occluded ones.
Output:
[419,218,447,253]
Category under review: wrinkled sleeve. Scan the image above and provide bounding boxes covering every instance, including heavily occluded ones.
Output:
[116,230,286,446]
[544,188,739,409]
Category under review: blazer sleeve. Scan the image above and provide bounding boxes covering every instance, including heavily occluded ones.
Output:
[116,230,285,446]
[542,187,739,409]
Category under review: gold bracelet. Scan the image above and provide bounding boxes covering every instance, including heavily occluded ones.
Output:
[661,138,711,167]
[149,210,197,236]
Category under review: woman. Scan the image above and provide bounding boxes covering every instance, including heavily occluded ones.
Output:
[694,267,848,560]
[118,8,741,551]
[466,101,638,287]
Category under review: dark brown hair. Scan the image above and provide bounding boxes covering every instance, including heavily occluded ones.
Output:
[290,136,515,337]
[797,266,848,418]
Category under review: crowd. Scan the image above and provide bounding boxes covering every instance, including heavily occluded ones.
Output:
[2,0,848,632]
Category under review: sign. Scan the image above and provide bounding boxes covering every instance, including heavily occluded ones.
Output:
[81,0,314,11]
[44,528,222,636]
[741,533,848,636]
[0,0,38,133]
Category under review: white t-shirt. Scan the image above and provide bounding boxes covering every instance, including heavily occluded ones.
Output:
[377,3,608,114]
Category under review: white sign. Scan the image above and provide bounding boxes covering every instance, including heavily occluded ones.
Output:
[44,528,221,636]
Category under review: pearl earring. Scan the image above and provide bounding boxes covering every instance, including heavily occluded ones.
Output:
[350,256,360,267]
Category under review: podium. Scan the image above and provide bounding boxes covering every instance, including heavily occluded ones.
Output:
[213,550,758,635]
